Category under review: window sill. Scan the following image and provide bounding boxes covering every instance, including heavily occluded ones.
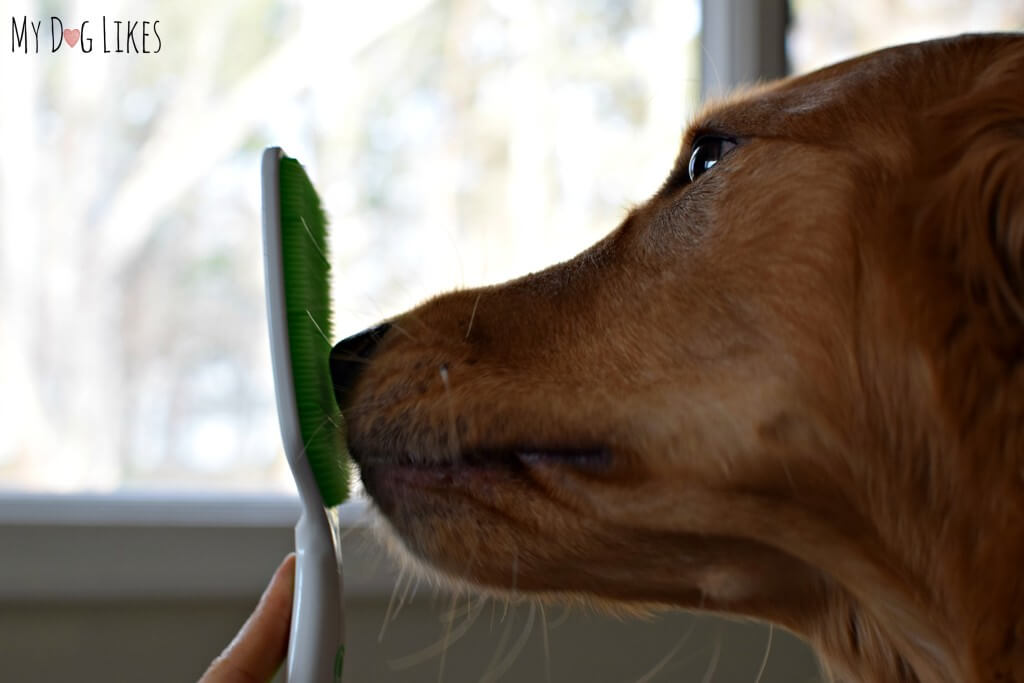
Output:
[0,494,398,602]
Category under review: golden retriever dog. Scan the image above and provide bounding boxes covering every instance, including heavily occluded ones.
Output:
[330,34,1024,682]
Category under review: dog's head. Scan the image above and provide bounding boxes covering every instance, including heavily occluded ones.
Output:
[333,34,1024,682]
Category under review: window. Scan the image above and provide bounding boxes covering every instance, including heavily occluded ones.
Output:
[0,1,701,495]
[789,0,1024,72]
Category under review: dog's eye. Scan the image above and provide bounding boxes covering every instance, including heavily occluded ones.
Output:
[688,136,738,182]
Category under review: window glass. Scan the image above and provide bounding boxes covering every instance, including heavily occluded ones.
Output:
[790,0,1024,73]
[0,1,700,493]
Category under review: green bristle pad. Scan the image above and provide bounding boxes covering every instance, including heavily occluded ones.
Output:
[278,156,349,507]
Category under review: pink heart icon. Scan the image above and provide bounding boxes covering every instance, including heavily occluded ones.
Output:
[64,28,80,48]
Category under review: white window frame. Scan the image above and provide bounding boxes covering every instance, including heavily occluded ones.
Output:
[0,495,395,601]
[701,0,788,98]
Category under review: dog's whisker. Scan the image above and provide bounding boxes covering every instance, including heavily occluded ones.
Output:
[305,310,332,346]
[481,604,517,683]
[438,592,470,624]
[298,216,330,266]
[631,613,699,683]
[293,414,345,468]
[352,292,428,344]
[332,304,394,321]
[321,409,346,434]
[456,595,487,638]
[335,398,382,416]
[378,567,406,643]
[327,350,375,365]
[337,521,360,542]
[336,395,390,418]
[387,591,481,671]
[439,363,461,460]
[547,604,572,630]
[753,624,774,683]
[391,566,416,624]
[539,601,552,683]
[630,634,684,683]
[465,290,482,340]
[481,602,536,683]
[386,319,420,343]
[436,592,457,683]
[387,300,433,339]
[698,623,724,683]
[408,575,420,605]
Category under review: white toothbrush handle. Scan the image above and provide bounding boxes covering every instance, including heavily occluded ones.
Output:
[263,145,347,682]
[287,502,345,683]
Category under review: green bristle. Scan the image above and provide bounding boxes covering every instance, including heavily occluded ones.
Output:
[278,156,349,507]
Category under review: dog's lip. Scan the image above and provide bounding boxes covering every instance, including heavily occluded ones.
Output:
[351,446,612,471]
[512,448,612,468]
[355,447,612,507]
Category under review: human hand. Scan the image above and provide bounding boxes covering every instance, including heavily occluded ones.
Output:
[199,553,296,683]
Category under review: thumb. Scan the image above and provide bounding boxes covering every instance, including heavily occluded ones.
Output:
[199,553,296,683]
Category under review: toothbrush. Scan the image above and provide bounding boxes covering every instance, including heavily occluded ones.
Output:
[261,146,348,682]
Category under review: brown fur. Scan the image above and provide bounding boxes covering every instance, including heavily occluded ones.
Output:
[341,35,1024,682]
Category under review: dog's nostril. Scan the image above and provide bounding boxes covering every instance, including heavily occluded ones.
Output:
[330,322,391,409]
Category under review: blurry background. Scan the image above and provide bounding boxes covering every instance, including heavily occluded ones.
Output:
[1,1,1022,682]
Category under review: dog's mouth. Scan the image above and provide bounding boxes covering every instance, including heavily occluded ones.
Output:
[350,442,637,596]
[354,446,611,469]
[355,446,612,505]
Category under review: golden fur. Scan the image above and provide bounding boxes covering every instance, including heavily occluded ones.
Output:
[339,35,1024,682]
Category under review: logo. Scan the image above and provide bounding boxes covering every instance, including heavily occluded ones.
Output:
[10,16,161,54]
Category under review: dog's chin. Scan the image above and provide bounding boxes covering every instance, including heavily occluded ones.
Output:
[352,447,624,592]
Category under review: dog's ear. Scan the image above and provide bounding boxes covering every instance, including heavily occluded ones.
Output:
[962,123,1024,332]
[990,137,1024,329]
[917,55,1024,338]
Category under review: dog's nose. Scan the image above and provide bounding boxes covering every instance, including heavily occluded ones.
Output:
[330,322,391,408]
